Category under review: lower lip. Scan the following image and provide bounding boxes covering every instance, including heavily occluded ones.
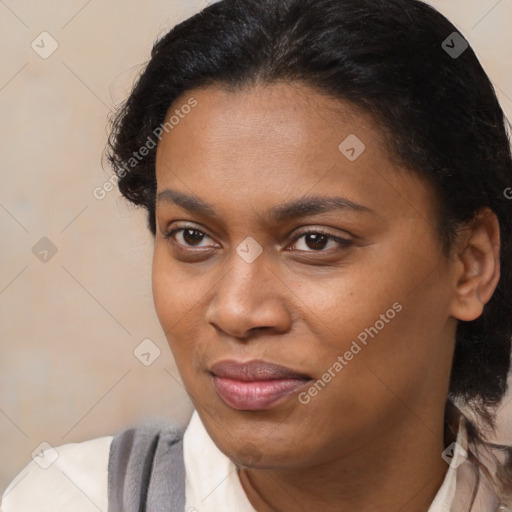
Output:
[212,375,310,410]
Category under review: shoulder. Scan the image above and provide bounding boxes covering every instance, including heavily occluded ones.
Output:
[1,435,113,512]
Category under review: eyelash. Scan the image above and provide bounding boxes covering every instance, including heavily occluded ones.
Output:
[162,225,353,253]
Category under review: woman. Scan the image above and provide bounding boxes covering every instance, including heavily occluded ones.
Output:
[2,0,512,510]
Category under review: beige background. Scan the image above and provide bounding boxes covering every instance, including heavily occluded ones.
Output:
[1,0,512,493]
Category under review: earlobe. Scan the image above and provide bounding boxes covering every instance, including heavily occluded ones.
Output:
[449,207,501,322]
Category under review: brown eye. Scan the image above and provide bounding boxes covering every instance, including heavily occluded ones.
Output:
[303,233,329,250]
[181,228,206,246]
[164,227,213,247]
[290,230,353,253]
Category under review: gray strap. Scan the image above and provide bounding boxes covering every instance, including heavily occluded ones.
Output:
[146,430,186,512]
[108,423,186,512]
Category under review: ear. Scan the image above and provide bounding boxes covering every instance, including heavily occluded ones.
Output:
[449,207,501,322]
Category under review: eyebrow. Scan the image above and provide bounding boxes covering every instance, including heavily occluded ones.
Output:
[156,188,376,222]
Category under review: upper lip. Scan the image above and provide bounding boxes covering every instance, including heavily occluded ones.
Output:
[210,359,311,381]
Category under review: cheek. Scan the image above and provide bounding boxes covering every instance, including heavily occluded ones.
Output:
[151,246,202,354]
[283,258,401,353]
[152,244,205,323]
[290,242,451,391]
[306,271,452,422]
[151,244,224,388]
[152,249,177,331]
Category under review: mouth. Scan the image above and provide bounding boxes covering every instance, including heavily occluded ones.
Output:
[210,359,312,411]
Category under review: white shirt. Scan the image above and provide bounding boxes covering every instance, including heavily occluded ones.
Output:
[0,411,492,512]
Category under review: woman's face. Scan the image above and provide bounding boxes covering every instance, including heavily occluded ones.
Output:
[153,82,459,468]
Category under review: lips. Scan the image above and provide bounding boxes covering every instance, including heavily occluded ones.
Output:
[210,360,311,381]
[210,360,312,410]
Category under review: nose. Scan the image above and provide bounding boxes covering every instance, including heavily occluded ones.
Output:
[204,251,292,340]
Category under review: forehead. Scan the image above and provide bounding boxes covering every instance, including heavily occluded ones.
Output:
[157,81,386,164]
[154,82,436,227]
[156,82,383,185]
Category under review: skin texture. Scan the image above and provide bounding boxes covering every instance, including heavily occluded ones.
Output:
[152,82,500,512]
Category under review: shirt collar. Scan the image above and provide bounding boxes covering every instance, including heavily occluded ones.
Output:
[428,414,468,511]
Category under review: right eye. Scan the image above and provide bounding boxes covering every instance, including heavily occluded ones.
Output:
[163,226,217,249]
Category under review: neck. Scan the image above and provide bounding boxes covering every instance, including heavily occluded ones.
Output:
[238,415,450,512]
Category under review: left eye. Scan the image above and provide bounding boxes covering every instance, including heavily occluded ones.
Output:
[290,231,352,252]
